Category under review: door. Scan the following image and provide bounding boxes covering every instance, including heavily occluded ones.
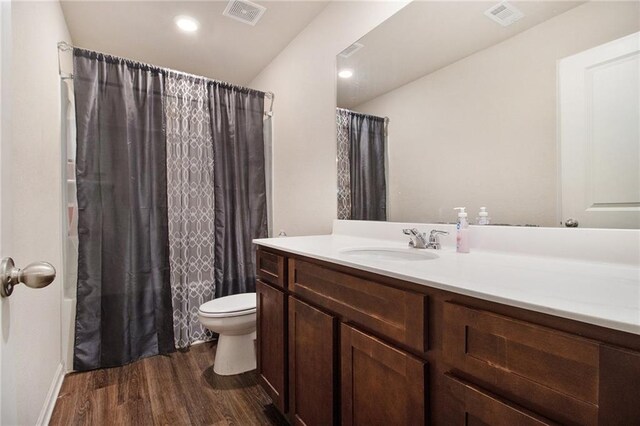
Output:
[0,1,5,419]
[256,279,288,413]
[341,324,426,426]
[1,3,67,425]
[559,32,640,229]
[289,297,337,426]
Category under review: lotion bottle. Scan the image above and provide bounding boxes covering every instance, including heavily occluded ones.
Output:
[454,207,470,253]
[476,207,490,225]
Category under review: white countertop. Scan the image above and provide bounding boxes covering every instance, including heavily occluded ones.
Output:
[254,234,640,335]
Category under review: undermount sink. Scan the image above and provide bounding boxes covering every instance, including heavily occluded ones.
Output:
[339,247,439,262]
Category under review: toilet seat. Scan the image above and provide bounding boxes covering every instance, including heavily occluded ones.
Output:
[198,293,256,318]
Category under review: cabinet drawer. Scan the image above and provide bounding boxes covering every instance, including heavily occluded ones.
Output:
[257,249,285,288]
[443,302,598,425]
[444,373,557,426]
[289,259,427,353]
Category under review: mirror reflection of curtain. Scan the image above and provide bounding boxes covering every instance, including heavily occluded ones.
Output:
[336,108,352,220]
[336,108,387,221]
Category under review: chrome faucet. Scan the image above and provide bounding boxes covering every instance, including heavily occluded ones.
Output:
[403,229,449,249]
[403,228,428,248]
[426,230,449,250]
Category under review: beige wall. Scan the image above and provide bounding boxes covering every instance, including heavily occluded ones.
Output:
[356,2,640,226]
[250,1,409,236]
[1,2,71,424]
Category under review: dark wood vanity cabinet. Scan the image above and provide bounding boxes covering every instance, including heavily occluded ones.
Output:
[256,247,640,425]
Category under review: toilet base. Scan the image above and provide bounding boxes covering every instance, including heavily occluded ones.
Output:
[214,331,257,376]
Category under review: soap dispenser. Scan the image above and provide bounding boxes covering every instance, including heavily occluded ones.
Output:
[454,207,470,253]
[476,207,490,225]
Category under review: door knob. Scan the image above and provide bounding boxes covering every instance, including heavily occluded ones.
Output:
[1,257,56,297]
[564,218,579,228]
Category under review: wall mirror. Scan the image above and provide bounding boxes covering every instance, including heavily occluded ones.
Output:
[336,1,639,228]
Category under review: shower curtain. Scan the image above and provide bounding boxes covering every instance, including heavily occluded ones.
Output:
[210,84,268,298]
[336,108,387,221]
[165,73,216,348]
[73,48,268,369]
[73,50,175,370]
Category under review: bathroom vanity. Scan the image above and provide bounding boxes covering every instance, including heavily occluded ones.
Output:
[254,223,640,425]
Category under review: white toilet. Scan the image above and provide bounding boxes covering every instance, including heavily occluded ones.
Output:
[198,292,257,376]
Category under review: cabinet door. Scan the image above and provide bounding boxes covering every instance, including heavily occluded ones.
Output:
[341,324,426,426]
[598,344,640,423]
[289,297,338,426]
[256,279,287,413]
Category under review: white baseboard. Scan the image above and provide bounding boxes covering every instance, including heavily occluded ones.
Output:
[36,362,65,426]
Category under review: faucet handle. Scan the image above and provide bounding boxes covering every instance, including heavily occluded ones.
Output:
[403,228,419,236]
[429,230,449,237]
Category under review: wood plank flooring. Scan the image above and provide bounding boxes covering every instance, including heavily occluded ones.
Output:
[50,341,287,426]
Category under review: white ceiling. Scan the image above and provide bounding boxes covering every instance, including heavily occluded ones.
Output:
[60,0,329,86]
[337,1,584,108]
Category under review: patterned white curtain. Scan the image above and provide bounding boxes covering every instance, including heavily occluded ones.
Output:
[336,108,352,220]
[165,72,216,348]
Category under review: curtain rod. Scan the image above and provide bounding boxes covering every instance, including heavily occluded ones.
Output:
[57,41,275,114]
[337,107,389,123]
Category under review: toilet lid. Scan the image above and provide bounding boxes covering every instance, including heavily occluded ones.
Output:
[199,293,256,316]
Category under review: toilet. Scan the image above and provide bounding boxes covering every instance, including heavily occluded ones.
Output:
[198,292,257,376]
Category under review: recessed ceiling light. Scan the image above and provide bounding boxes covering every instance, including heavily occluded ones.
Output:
[175,16,199,33]
[338,69,353,79]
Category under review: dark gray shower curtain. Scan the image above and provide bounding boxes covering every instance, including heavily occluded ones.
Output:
[209,84,267,298]
[73,48,269,366]
[73,50,174,371]
[349,113,387,221]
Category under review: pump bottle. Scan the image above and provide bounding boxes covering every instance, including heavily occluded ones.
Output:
[454,207,470,253]
[476,207,490,225]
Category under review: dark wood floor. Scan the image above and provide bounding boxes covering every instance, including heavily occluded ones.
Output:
[50,342,287,425]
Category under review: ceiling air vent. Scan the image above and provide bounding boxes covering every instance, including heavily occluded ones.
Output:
[484,1,524,27]
[339,42,364,59]
[223,0,266,26]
